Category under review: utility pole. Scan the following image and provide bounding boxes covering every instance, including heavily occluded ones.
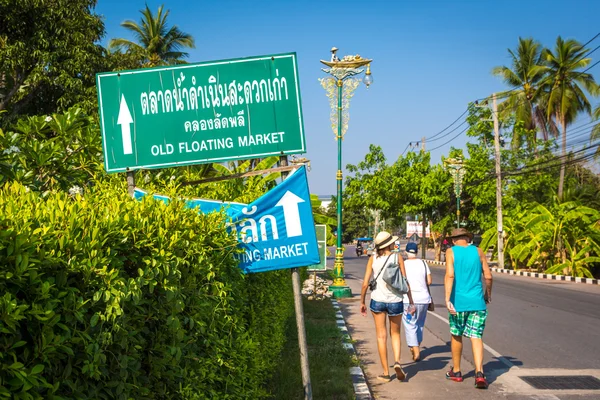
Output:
[421,217,427,259]
[491,94,505,269]
[421,136,426,152]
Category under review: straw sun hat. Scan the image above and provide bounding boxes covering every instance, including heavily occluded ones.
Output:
[374,231,398,249]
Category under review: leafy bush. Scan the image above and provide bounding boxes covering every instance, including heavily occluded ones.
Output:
[0,181,293,399]
[481,201,600,277]
[0,108,104,194]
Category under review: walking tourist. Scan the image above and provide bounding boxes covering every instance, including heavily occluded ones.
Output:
[360,231,415,382]
[444,228,493,389]
[402,242,432,362]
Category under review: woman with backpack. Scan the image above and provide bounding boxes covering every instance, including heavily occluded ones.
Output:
[360,231,415,382]
[402,242,433,362]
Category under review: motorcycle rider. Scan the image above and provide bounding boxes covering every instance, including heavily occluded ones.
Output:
[356,241,364,257]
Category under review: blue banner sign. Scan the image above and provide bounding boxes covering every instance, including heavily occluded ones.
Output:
[134,166,320,273]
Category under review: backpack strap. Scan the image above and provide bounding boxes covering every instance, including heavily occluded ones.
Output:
[373,253,393,282]
[423,259,433,301]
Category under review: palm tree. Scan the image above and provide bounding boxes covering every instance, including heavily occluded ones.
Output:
[592,104,600,158]
[492,38,555,149]
[542,37,599,200]
[109,5,195,67]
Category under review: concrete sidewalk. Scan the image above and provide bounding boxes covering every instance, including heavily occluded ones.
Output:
[338,269,508,399]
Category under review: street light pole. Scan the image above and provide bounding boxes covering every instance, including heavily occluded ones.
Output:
[320,48,372,299]
[335,78,344,288]
[444,158,466,228]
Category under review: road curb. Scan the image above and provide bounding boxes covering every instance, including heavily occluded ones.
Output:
[331,299,372,400]
[425,259,599,285]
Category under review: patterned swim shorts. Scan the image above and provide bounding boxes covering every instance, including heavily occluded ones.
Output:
[449,310,487,339]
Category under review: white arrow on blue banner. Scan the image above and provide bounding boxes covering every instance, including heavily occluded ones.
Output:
[133,166,320,273]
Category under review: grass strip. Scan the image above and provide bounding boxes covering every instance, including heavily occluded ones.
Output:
[268,297,356,399]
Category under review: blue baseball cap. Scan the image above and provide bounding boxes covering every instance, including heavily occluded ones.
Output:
[406,242,418,254]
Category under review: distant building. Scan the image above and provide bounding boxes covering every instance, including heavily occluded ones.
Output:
[406,221,431,238]
[317,195,334,211]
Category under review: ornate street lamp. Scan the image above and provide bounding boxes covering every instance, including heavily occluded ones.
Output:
[444,158,466,228]
[319,47,372,298]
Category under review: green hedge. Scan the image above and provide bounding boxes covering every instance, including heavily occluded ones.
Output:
[0,182,294,399]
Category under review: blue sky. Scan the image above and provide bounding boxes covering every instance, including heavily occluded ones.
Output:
[95,0,600,195]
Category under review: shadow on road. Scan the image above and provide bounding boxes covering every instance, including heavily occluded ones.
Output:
[419,344,449,360]
[402,355,451,382]
[442,345,523,384]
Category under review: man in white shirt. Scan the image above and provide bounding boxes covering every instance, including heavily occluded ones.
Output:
[402,242,433,361]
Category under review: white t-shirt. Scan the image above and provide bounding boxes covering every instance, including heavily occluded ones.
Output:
[402,258,432,304]
[370,253,404,303]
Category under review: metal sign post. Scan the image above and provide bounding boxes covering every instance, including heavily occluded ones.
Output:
[280,156,312,400]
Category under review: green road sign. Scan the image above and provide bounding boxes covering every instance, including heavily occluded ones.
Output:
[308,225,327,271]
[96,53,305,173]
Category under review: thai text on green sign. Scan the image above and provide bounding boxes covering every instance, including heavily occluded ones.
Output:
[96,52,305,173]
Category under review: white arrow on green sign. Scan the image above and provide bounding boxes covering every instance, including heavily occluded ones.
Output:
[96,52,306,173]
[117,95,133,155]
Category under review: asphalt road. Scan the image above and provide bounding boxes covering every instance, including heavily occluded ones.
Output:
[334,243,600,398]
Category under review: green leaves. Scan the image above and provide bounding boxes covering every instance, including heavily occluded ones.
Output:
[0,108,103,193]
[345,146,453,236]
[0,180,295,398]
[481,201,600,276]
[0,0,107,119]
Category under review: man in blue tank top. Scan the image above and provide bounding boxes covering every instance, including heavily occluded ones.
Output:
[444,228,493,389]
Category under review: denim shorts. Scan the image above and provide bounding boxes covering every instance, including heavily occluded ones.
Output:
[369,299,404,317]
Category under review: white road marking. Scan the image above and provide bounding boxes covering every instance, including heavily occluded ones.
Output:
[428,310,519,370]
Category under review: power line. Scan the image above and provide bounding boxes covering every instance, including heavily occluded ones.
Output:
[428,126,469,152]
[582,32,600,47]
[403,32,600,155]
[492,57,600,117]
[504,150,598,179]
[425,106,472,141]
[464,146,599,188]
[472,138,599,183]
[466,126,599,180]
[427,120,469,143]
[581,58,600,74]
[477,32,600,116]
[400,143,411,156]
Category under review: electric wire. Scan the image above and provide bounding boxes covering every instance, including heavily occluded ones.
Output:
[464,149,598,188]
[427,126,470,152]
[503,150,598,179]
[402,33,600,155]
[427,120,470,143]
[424,106,472,141]
[486,55,600,118]
[464,137,599,187]
[400,142,411,156]
[472,32,600,105]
